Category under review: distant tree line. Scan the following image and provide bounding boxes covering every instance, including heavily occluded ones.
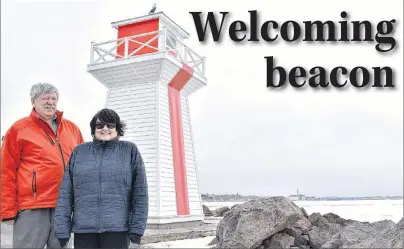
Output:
[201,193,403,202]
[201,193,264,202]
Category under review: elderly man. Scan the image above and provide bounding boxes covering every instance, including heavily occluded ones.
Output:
[1,82,84,248]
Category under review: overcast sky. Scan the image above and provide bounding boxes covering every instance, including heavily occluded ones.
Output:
[1,0,403,197]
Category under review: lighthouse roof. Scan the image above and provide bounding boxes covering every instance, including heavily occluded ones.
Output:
[111,11,189,39]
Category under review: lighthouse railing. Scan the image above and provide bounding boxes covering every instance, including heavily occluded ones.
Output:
[89,29,206,77]
[163,29,205,76]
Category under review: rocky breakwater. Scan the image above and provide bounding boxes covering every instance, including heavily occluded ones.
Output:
[203,205,230,217]
[210,196,403,248]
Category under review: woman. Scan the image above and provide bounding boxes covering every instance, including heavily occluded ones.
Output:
[54,108,148,248]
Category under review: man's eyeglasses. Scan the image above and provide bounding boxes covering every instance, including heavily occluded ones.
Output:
[95,122,116,129]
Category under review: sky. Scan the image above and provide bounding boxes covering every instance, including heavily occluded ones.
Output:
[1,0,403,197]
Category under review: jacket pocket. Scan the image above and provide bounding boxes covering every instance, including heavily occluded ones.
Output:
[32,170,37,198]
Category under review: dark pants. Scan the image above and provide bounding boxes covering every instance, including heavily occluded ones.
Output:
[74,232,130,249]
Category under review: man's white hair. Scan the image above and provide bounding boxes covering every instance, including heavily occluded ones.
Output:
[30,82,59,102]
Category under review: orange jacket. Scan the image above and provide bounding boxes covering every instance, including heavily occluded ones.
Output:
[1,109,84,220]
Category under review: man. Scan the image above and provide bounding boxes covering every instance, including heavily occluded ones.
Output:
[1,82,84,248]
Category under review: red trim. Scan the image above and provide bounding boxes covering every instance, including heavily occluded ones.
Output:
[116,18,159,58]
[168,64,193,215]
[169,65,193,91]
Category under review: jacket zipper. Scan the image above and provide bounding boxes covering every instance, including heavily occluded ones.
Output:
[43,130,55,146]
[55,136,66,168]
[42,129,66,168]
[32,169,37,199]
[98,147,105,233]
[55,127,66,168]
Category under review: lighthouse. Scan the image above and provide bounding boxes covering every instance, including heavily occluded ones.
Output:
[87,11,207,228]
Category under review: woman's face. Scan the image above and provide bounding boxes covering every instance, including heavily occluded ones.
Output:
[94,119,118,141]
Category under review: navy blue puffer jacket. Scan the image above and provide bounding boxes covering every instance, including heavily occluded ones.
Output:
[54,137,148,239]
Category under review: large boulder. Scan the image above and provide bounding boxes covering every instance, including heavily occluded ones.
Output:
[214,197,403,249]
[321,219,396,248]
[397,217,404,229]
[208,237,218,246]
[300,207,309,218]
[346,217,403,248]
[308,224,342,249]
[258,233,295,249]
[293,217,312,234]
[215,197,304,248]
[203,205,213,216]
[213,206,230,217]
[307,213,344,249]
[279,217,312,248]
[282,227,310,247]
[309,213,330,228]
[322,213,356,227]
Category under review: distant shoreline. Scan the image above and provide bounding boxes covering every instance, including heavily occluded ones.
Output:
[201,195,403,202]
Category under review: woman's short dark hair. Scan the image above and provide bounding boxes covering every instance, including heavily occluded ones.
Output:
[90,108,126,136]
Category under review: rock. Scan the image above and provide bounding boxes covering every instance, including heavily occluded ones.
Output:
[203,205,213,216]
[307,213,343,249]
[293,217,312,234]
[284,227,303,237]
[307,216,401,249]
[272,217,311,248]
[322,213,343,224]
[321,219,396,248]
[212,207,230,217]
[258,233,295,249]
[293,233,310,247]
[283,228,310,247]
[208,237,218,246]
[346,218,403,248]
[266,233,295,248]
[309,213,329,228]
[322,213,355,227]
[308,224,341,249]
[300,207,309,218]
[397,217,404,229]
[215,196,304,248]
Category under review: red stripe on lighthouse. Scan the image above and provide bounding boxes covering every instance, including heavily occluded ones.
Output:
[168,64,193,215]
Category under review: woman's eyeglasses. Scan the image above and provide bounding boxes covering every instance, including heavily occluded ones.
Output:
[95,122,116,129]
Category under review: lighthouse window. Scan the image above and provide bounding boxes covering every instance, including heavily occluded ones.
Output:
[166,36,177,50]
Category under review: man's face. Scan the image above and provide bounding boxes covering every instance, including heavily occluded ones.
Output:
[32,92,58,121]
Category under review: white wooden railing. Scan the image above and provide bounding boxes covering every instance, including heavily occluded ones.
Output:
[89,29,206,77]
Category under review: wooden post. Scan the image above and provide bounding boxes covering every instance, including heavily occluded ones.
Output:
[90,41,95,64]
[124,38,128,58]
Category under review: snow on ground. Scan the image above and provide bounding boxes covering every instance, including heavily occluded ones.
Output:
[2,200,402,248]
[141,236,215,248]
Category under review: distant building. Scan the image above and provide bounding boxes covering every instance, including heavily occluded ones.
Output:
[288,189,307,201]
[288,194,306,201]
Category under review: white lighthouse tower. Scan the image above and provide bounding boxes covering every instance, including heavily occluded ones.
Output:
[87,11,207,228]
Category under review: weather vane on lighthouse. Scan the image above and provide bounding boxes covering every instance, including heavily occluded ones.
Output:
[148,3,156,14]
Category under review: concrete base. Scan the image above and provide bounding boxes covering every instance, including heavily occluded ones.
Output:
[147,220,202,229]
[147,214,204,229]
[141,221,218,245]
